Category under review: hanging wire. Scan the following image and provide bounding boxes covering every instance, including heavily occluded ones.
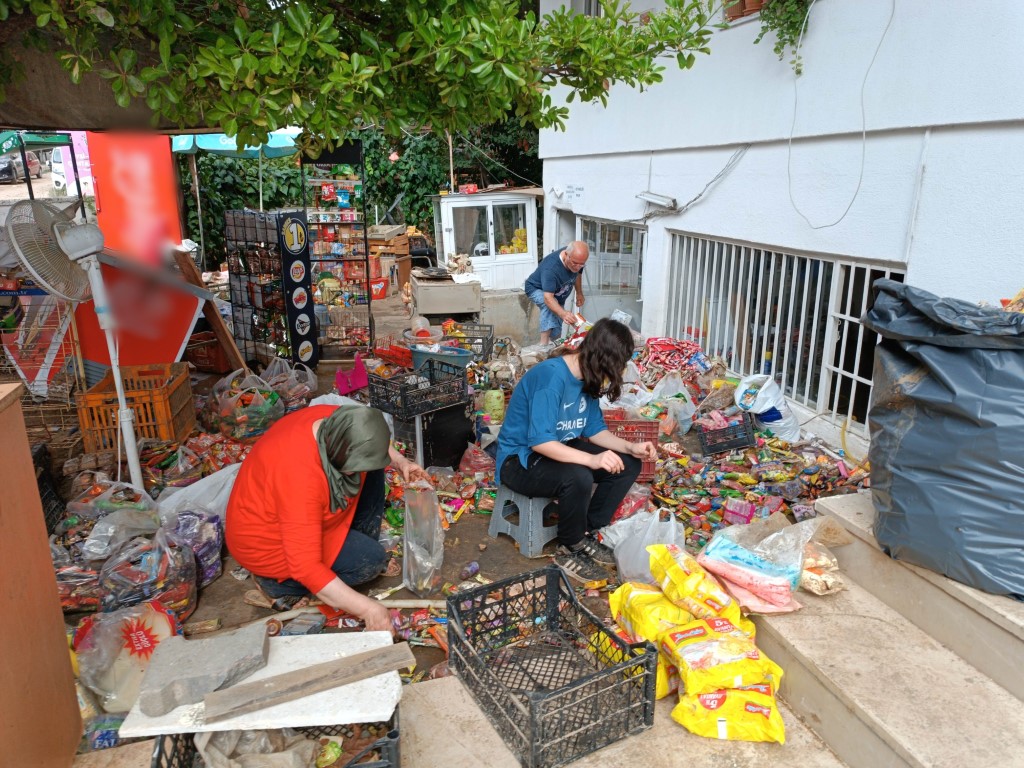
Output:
[456,132,541,187]
[786,0,897,229]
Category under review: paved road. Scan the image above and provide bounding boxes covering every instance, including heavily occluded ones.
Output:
[0,169,59,201]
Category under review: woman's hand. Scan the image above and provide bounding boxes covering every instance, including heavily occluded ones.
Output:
[400,459,430,484]
[359,597,395,635]
[589,450,625,474]
[389,444,429,484]
[628,441,658,462]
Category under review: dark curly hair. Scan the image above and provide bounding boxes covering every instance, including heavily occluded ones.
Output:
[556,318,635,400]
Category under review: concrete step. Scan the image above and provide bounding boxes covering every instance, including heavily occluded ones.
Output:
[401,676,848,767]
[754,580,1024,768]
[816,493,1024,701]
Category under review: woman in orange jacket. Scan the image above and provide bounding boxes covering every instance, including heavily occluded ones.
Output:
[226,405,425,632]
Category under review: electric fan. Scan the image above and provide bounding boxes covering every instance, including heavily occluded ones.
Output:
[5,200,144,487]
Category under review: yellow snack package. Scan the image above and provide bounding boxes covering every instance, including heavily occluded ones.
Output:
[608,582,692,699]
[609,582,693,641]
[659,617,783,696]
[648,544,745,628]
[671,682,786,744]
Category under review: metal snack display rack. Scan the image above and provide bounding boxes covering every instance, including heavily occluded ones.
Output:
[225,209,318,368]
[300,140,374,360]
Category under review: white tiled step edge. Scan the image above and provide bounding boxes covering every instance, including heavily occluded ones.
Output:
[401,675,847,768]
[816,492,1024,702]
[753,582,1024,768]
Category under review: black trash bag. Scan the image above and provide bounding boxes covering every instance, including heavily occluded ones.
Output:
[862,279,1024,599]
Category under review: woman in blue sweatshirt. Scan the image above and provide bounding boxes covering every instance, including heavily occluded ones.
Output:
[496,318,657,582]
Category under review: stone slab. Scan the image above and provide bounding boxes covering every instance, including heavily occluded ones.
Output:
[138,622,270,717]
[400,676,847,768]
[120,632,401,737]
[755,582,1024,768]
[817,492,1024,701]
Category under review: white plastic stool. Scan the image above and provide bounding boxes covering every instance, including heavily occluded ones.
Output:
[488,485,559,558]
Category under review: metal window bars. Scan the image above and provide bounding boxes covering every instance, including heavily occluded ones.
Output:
[666,233,905,435]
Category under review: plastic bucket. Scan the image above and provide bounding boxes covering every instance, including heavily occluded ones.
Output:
[411,345,474,370]
[403,327,445,345]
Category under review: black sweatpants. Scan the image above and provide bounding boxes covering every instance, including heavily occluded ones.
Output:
[499,439,641,547]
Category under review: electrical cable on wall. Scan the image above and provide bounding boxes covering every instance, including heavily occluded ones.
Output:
[786,0,897,230]
[627,143,751,224]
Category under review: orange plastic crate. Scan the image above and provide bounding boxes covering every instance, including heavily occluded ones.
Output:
[76,363,195,453]
[607,418,659,482]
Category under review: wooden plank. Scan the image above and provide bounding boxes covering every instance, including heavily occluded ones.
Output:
[203,641,415,724]
[171,248,245,371]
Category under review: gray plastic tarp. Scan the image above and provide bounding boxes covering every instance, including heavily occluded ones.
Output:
[862,279,1024,599]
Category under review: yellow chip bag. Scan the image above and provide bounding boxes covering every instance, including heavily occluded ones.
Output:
[647,544,744,628]
[659,617,783,696]
[608,582,691,699]
[609,582,693,642]
[671,683,786,744]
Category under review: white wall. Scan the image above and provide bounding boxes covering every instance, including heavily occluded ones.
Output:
[540,0,1024,332]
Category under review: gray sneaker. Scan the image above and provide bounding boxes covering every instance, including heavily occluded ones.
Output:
[578,535,616,567]
[554,545,610,584]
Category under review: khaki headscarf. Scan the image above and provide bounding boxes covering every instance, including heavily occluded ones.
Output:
[316,406,391,512]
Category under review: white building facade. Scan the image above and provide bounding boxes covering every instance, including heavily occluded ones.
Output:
[539,0,1024,446]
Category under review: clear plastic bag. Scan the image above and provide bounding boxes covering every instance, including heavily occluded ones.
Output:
[98,528,198,620]
[610,483,652,524]
[75,600,182,713]
[607,509,682,585]
[80,508,162,562]
[698,514,852,609]
[458,442,495,476]
[169,506,224,588]
[196,728,317,768]
[215,387,285,441]
[67,481,157,520]
[403,483,444,597]
[264,358,317,412]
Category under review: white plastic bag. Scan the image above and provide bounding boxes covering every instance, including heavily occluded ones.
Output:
[734,374,801,441]
[650,371,698,435]
[602,361,652,411]
[158,462,242,518]
[603,509,682,585]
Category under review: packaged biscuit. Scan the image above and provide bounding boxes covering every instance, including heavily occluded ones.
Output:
[659,617,782,696]
[647,544,745,629]
[671,682,786,744]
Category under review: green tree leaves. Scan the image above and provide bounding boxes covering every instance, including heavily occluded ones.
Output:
[0,0,717,151]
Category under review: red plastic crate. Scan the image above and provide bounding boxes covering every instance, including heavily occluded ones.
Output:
[374,336,413,368]
[607,418,659,482]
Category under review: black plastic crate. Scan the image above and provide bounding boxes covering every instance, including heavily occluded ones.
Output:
[150,710,399,768]
[447,565,656,768]
[697,412,757,455]
[368,359,469,421]
[444,322,494,362]
[31,443,64,535]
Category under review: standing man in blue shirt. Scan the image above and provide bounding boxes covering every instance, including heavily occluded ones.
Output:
[524,241,588,345]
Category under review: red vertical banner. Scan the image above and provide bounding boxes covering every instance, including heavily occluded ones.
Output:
[77,134,201,369]
[87,132,182,266]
